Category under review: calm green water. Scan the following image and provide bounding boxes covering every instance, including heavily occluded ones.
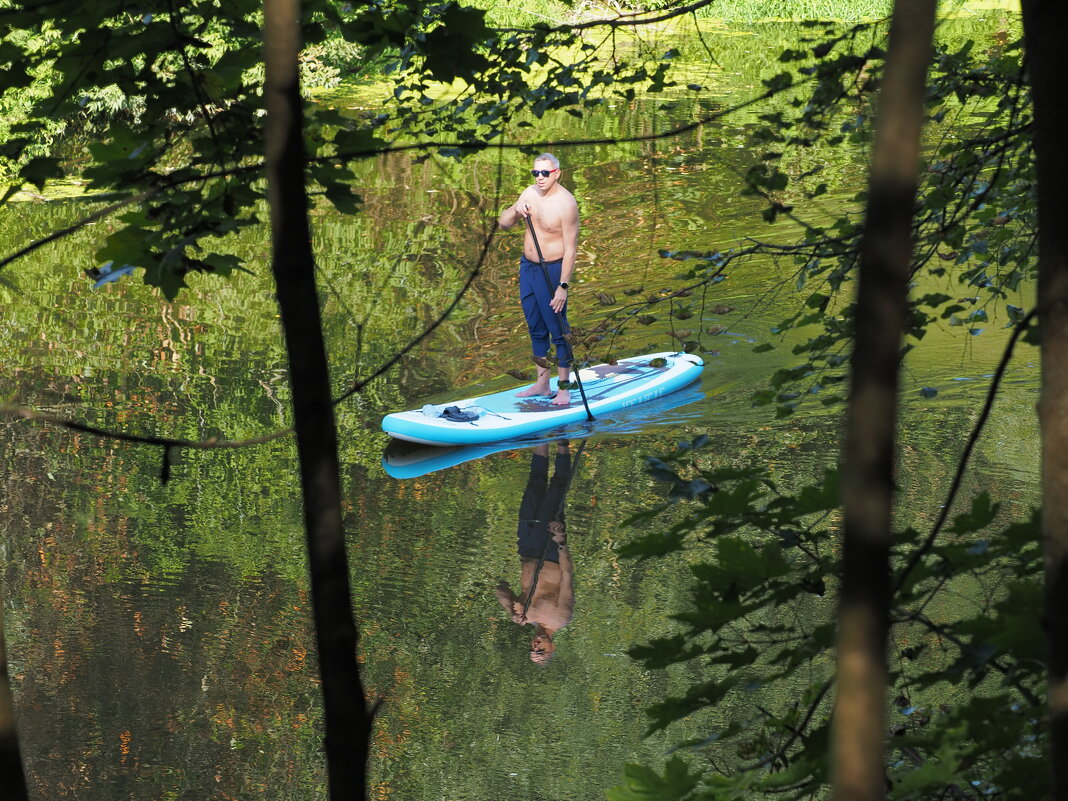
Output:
[1,17,1036,801]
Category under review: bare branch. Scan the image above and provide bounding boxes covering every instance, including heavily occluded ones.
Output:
[0,404,293,450]
[0,189,158,273]
[495,0,718,34]
[894,608,1042,707]
[893,307,1037,594]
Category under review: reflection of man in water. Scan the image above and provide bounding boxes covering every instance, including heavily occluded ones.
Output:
[495,441,575,664]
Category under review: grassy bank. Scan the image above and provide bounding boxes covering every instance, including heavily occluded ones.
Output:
[471,0,1018,27]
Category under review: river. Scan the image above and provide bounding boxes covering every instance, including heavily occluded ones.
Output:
[0,14,1036,801]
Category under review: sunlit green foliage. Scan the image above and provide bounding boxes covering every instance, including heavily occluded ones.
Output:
[681,14,1032,418]
[604,10,1048,800]
[0,0,690,300]
[612,436,1045,799]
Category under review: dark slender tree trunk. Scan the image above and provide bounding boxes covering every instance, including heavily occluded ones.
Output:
[263,2,372,799]
[0,601,29,801]
[1020,5,1068,798]
[833,3,935,800]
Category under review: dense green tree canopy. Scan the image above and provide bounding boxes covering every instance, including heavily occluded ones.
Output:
[0,0,695,298]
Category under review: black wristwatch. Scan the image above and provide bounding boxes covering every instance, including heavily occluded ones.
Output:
[559,282,569,290]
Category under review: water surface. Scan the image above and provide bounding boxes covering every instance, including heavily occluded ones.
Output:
[1,16,1038,800]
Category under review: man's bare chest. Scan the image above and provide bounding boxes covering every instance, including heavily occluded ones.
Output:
[531,204,564,234]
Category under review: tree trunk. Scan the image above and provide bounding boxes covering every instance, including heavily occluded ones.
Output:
[1020,5,1068,798]
[833,3,936,800]
[0,602,29,801]
[263,2,372,799]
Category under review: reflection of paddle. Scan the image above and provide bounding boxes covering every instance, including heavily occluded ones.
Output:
[523,215,594,422]
[521,439,588,619]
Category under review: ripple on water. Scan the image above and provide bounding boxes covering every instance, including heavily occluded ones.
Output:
[12,550,323,800]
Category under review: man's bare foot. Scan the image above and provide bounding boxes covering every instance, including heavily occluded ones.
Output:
[551,389,571,406]
[517,384,551,398]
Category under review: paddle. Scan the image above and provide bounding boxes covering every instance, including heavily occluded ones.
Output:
[521,438,588,620]
[523,214,594,422]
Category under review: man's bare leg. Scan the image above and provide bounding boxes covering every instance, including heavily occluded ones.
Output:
[552,366,571,406]
[517,363,552,397]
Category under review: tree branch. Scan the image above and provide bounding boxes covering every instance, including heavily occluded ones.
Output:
[893,307,1037,594]
[494,0,719,34]
[893,607,1042,707]
[0,219,498,460]
[0,189,159,273]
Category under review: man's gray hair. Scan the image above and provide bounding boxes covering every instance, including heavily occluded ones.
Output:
[534,153,560,169]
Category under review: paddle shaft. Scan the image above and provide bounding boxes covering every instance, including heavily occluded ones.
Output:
[521,438,588,619]
[523,215,594,422]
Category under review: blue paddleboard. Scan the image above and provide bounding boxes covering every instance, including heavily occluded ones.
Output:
[381,383,705,479]
[381,351,704,446]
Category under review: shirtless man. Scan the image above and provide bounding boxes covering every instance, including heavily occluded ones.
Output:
[498,153,580,406]
[494,441,575,664]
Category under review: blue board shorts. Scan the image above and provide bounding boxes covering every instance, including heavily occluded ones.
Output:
[519,256,570,369]
[516,452,571,563]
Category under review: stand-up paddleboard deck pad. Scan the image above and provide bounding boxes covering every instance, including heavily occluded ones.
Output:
[381,351,704,446]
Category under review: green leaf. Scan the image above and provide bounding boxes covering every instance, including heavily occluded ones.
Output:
[323,183,364,215]
[645,676,743,735]
[333,127,388,156]
[787,469,840,516]
[691,537,791,597]
[628,635,703,669]
[948,492,998,534]
[19,157,64,190]
[889,729,965,798]
[607,756,701,801]
[805,292,829,309]
[204,48,259,94]
[617,529,687,560]
[144,254,187,301]
[916,292,953,308]
[201,253,251,277]
[762,71,794,92]
[419,4,492,84]
[752,389,776,406]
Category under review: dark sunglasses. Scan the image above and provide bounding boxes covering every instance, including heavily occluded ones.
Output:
[531,169,559,177]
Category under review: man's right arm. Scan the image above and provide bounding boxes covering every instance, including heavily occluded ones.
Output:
[495,581,528,623]
[498,191,531,230]
[495,580,518,607]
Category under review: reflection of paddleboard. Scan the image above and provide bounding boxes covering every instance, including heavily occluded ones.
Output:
[381,383,705,479]
[381,351,704,447]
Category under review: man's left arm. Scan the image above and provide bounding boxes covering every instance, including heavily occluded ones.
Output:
[551,200,580,312]
[555,542,576,622]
